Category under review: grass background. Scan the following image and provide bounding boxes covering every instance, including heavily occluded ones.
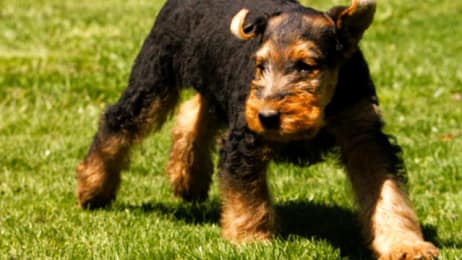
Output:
[0,0,461,258]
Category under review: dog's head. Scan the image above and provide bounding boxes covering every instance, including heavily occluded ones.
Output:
[231,0,376,142]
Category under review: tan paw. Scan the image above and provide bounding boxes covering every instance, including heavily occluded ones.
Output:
[222,228,273,243]
[378,241,439,260]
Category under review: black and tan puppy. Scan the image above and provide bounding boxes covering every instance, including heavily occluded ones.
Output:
[76,0,439,258]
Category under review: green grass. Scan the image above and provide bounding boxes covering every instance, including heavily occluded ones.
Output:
[1,0,461,258]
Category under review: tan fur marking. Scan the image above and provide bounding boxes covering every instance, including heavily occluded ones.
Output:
[250,38,338,141]
[245,90,265,134]
[255,41,282,67]
[230,9,255,40]
[77,92,179,208]
[137,93,179,138]
[220,166,275,242]
[335,0,376,57]
[286,40,322,68]
[256,40,321,67]
[167,94,217,201]
[76,133,130,208]
[340,0,376,22]
[330,99,439,259]
[369,179,439,259]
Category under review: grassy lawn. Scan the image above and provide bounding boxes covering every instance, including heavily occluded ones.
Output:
[1,0,461,258]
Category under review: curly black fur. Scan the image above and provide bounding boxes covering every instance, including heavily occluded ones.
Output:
[97,0,401,171]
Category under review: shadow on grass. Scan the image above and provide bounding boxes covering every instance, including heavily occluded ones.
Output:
[119,199,221,225]
[119,199,441,258]
[276,200,370,258]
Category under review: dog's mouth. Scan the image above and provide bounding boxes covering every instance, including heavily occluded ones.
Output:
[245,99,325,143]
[246,110,323,142]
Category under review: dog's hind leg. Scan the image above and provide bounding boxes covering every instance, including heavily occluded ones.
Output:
[76,33,180,209]
[166,94,220,202]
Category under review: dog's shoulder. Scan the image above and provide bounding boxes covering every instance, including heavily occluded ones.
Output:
[326,50,378,116]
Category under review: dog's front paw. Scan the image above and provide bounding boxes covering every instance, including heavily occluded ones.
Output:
[221,204,275,243]
[377,241,439,260]
[222,227,273,243]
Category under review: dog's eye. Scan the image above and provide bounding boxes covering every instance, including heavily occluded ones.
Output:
[272,92,293,100]
[294,61,316,73]
[256,62,266,72]
[304,87,316,94]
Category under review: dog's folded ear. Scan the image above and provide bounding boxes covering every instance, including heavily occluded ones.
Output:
[328,0,376,56]
[230,9,268,40]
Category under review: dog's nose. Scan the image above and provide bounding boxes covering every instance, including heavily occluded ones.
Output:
[258,109,280,130]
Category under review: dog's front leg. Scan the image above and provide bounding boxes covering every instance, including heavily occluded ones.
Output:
[218,128,275,242]
[332,100,439,259]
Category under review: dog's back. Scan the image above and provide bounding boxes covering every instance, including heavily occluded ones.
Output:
[147,0,307,116]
